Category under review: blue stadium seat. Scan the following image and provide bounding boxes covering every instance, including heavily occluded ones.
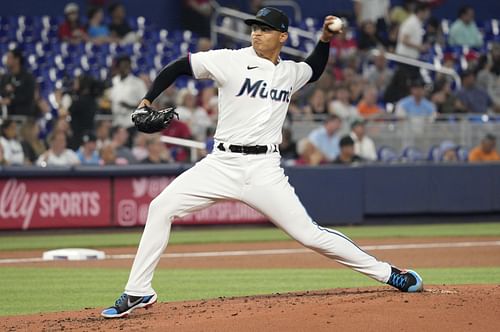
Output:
[85,42,110,56]
[456,146,469,161]
[40,28,59,43]
[41,15,61,31]
[401,146,426,162]
[428,145,441,162]
[377,146,398,162]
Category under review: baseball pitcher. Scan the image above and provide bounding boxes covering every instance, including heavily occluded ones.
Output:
[102,7,423,318]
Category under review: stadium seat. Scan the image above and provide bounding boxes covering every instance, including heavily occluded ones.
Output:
[456,146,469,161]
[428,145,441,162]
[401,146,426,163]
[40,28,59,44]
[377,146,399,163]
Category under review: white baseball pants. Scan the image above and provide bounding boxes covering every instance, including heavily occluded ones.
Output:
[125,150,392,296]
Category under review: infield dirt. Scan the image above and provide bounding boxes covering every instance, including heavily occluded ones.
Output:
[2,236,500,331]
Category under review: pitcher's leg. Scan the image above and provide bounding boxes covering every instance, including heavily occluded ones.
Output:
[243,178,391,283]
[125,156,240,296]
[124,185,214,296]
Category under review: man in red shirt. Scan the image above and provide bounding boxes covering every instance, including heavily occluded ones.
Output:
[161,119,193,162]
[58,3,88,43]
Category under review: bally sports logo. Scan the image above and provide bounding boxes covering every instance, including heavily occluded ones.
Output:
[0,179,105,230]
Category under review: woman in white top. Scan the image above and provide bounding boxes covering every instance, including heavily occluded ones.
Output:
[0,119,25,165]
[36,131,80,167]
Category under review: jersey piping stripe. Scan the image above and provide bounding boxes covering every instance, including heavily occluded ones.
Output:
[311,221,378,260]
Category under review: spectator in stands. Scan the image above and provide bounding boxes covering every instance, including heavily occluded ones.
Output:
[330,28,358,62]
[279,128,298,161]
[161,119,192,163]
[20,120,46,164]
[108,2,136,44]
[396,78,436,118]
[389,0,415,25]
[357,20,384,51]
[303,88,328,117]
[181,0,213,38]
[357,86,383,119]
[308,114,342,162]
[353,0,389,31]
[0,49,36,118]
[448,6,483,48]
[350,119,377,161]
[329,85,359,130]
[87,7,112,44]
[175,88,213,141]
[477,43,500,109]
[363,51,394,95]
[110,55,148,133]
[431,78,466,114]
[468,134,500,163]
[95,120,112,150]
[0,119,25,165]
[424,17,446,47]
[100,143,120,165]
[76,132,100,165]
[397,2,431,54]
[132,132,149,161]
[36,131,80,167]
[142,134,171,164]
[333,135,363,164]
[69,75,100,149]
[439,140,459,162]
[52,117,75,150]
[58,2,88,44]
[110,125,137,164]
[455,69,493,114]
[384,23,400,52]
[395,4,430,80]
[348,77,365,105]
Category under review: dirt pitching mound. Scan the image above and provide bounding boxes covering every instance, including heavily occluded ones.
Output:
[3,285,499,332]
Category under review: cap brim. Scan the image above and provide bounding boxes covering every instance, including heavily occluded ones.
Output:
[244,18,280,31]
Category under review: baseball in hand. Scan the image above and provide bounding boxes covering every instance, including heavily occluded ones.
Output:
[328,17,343,32]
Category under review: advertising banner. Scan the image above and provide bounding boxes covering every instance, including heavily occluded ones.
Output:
[0,178,111,230]
[113,176,267,226]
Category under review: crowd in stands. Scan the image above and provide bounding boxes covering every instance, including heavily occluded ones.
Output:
[1,0,500,168]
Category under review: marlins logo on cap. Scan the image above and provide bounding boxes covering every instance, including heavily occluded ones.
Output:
[244,7,289,32]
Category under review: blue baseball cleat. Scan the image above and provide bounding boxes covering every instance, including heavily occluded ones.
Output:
[387,267,424,292]
[101,293,157,318]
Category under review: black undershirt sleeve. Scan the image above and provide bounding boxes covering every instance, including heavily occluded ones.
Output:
[143,56,193,103]
[304,40,330,83]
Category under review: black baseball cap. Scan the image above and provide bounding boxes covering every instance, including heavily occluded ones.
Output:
[339,135,355,147]
[244,7,289,32]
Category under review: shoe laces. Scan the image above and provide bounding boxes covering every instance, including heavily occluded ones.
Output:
[389,272,407,289]
[115,293,128,307]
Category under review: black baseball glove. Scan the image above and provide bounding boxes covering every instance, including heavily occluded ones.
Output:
[131,106,178,133]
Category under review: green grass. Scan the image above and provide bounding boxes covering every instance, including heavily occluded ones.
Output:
[1,222,500,251]
[1,267,499,316]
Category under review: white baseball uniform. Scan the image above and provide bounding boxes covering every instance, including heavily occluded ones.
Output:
[124,46,392,296]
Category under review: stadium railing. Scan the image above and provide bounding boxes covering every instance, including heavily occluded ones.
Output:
[290,113,500,156]
[210,2,316,59]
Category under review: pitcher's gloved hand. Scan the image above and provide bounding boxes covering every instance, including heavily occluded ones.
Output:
[131,106,178,133]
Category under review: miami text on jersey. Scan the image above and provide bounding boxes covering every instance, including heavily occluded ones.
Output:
[236,78,292,102]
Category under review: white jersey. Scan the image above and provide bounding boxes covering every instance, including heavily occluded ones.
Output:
[124,44,395,301]
[190,47,312,145]
[396,14,424,59]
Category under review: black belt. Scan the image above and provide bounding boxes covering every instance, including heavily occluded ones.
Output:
[217,143,278,154]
